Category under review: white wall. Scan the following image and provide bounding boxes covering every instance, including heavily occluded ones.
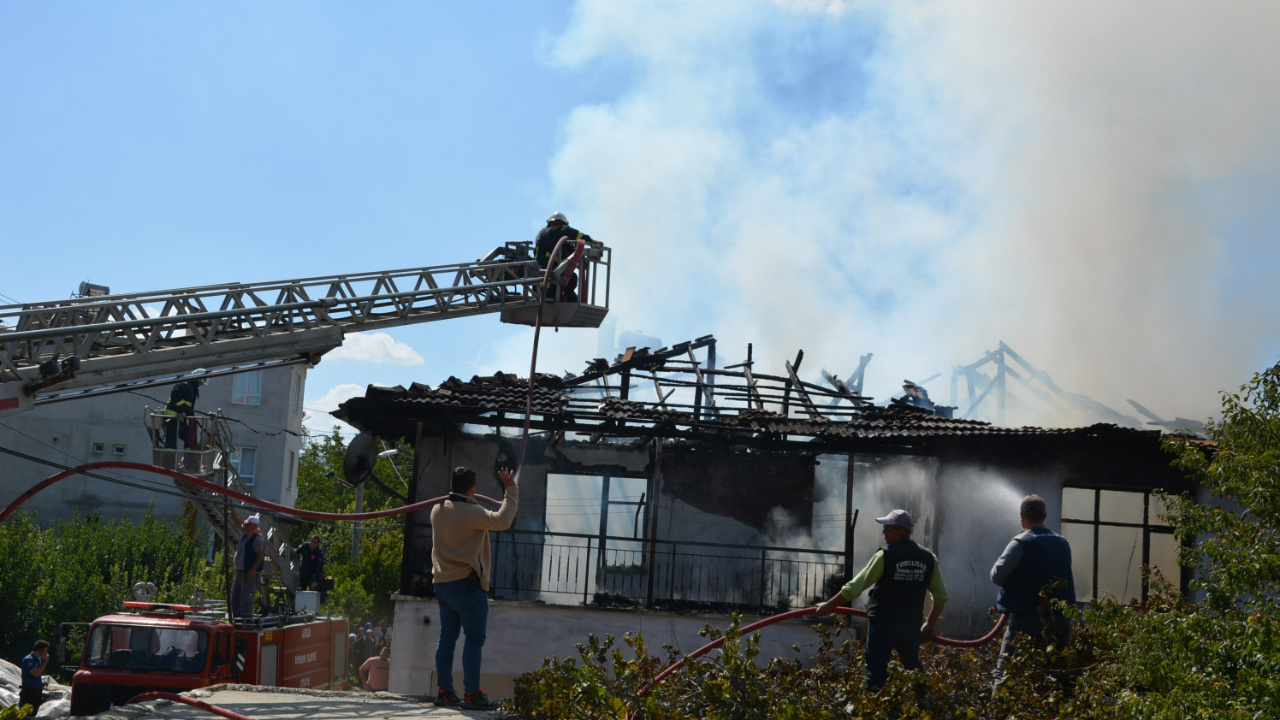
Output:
[388,596,833,699]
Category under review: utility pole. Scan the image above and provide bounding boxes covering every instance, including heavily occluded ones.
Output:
[351,481,364,562]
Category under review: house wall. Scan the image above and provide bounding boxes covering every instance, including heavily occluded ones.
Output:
[388,595,831,699]
[398,426,1191,646]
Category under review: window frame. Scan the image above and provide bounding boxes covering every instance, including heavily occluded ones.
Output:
[231,447,258,487]
[232,371,262,406]
[1061,486,1185,603]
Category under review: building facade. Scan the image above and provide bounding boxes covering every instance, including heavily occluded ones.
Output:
[0,365,306,526]
[333,338,1202,695]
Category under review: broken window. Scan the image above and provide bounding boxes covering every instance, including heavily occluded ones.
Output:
[537,473,649,603]
[1060,487,1179,603]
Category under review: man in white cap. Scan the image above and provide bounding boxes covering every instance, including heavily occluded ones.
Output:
[533,211,595,302]
[815,508,948,694]
[230,515,265,619]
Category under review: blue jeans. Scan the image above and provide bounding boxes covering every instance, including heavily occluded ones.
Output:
[434,578,489,695]
[865,618,923,691]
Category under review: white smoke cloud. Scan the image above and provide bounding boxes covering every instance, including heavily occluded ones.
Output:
[543,0,1280,425]
[327,331,424,366]
[308,382,365,414]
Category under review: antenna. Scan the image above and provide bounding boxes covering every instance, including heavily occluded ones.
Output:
[342,432,378,487]
[341,432,407,502]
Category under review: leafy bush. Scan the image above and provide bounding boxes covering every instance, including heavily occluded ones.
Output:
[0,505,211,666]
[0,704,32,720]
[510,614,1079,720]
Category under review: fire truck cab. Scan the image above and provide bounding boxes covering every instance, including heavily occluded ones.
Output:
[69,602,348,716]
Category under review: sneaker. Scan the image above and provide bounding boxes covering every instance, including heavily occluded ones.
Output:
[433,689,461,707]
[461,690,500,710]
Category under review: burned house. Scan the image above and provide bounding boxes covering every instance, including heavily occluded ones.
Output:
[334,336,1197,694]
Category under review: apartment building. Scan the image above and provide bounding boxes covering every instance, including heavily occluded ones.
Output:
[0,365,307,526]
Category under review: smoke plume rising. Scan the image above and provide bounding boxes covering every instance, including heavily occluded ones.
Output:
[527,0,1280,425]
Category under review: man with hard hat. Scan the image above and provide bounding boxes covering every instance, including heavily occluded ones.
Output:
[815,509,948,694]
[162,375,207,450]
[534,211,594,302]
[230,515,265,619]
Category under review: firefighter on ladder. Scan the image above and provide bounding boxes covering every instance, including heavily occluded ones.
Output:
[162,376,206,450]
[534,211,595,302]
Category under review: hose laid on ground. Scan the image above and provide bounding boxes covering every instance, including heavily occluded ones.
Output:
[637,606,1008,697]
[125,692,256,720]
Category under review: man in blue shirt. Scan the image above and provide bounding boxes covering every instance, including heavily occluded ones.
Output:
[20,639,51,713]
[816,509,948,693]
[990,494,1075,680]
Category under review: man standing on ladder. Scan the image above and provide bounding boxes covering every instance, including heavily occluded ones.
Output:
[534,211,594,302]
[162,377,205,450]
[231,515,265,619]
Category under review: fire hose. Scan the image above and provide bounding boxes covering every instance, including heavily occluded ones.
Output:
[123,692,256,720]
[637,607,1008,697]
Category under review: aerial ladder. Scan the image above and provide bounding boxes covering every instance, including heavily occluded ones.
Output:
[0,239,610,412]
[146,406,302,599]
[0,239,610,601]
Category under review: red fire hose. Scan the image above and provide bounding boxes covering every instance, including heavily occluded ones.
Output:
[0,460,503,524]
[638,606,1008,697]
[125,692,256,720]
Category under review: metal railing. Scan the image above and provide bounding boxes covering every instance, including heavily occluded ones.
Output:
[491,529,844,611]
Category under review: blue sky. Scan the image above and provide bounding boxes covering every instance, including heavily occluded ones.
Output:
[4,1,1278,435]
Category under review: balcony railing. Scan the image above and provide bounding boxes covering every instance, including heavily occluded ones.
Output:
[491,529,845,612]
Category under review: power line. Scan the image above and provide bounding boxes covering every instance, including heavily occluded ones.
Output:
[0,443,241,511]
[0,420,184,497]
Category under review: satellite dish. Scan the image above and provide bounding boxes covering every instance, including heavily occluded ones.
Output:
[342,432,378,487]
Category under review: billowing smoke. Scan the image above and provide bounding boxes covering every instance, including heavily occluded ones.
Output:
[531,0,1280,426]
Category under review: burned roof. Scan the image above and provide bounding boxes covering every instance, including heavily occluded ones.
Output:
[333,336,1206,460]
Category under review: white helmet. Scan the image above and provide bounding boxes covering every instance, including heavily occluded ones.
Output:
[547,211,568,224]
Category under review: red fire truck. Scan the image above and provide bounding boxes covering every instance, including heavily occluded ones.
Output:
[68,602,348,716]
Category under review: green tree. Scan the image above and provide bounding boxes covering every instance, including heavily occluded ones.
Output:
[0,506,211,666]
[1165,361,1280,612]
[296,427,410,625]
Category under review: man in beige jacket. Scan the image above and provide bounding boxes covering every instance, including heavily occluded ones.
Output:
[430,465,517,710]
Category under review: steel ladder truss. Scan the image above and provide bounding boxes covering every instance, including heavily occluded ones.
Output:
[147,408,299,600]
[0,241,611,411]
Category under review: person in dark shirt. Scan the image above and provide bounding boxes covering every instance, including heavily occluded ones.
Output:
[296,535,326,591]
[990,494,1076,682]
[162,378,205,449]
[20,639,50,713]
[816,509,948,694]
[533,211,594,302]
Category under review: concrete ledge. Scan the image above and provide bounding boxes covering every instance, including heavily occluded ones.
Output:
[388,595,834,699]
